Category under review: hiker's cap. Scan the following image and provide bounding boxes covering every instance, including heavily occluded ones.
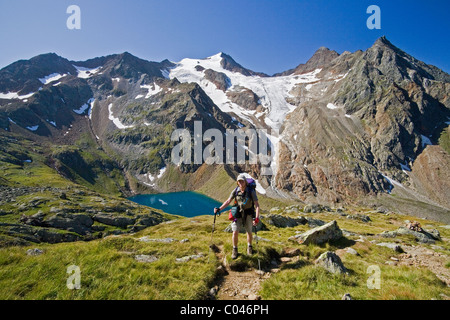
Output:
[237,174,246,182]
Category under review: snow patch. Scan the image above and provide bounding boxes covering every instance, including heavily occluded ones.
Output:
[326,103,339,110]
[39,73,66,85]
[400,162,411,172]
[0,91,35,100]
[140,83,162,98]
[47,120,57,127]
[73,65,102,79]
[108,103,134,129]
[26,125,39,131]
[157,167,167,179]
[73,98,94,115]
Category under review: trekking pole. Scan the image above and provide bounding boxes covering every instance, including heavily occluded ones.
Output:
[208,208,219,262]
[253,219,262,278]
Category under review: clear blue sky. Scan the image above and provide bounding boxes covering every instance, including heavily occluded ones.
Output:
[1,0,449,75]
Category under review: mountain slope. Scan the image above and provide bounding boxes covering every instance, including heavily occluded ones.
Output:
[1,38,449,222]
[277,37,450,214]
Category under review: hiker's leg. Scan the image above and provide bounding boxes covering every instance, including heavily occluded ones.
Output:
[231,219,242,248]
[244,215,253,245]
[232,230,239,247]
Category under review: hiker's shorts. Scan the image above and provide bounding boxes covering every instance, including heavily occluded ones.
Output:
[231,214,253,234]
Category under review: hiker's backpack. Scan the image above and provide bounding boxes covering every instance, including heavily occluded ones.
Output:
[228,178,257,221]
[233,177,257,208]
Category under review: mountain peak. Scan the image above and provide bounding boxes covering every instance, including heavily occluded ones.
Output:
[215,52,268,77]
[288,46,339,75]
[374,35,393,46]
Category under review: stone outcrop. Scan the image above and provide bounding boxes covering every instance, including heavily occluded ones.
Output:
[315,251,348,274]
[290,220,343,245]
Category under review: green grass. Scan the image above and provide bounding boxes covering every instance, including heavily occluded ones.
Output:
[0,205,449,300]
[0,218,216,300]
[1,130,449,300]
[439,125,450,154]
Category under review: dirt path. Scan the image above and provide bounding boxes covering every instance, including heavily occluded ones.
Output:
[216,269,266,300]
[398,244,450,287]
[209,245,268,300]
[210,245,297,300]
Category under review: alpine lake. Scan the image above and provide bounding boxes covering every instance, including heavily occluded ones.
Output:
[128,191,230,217]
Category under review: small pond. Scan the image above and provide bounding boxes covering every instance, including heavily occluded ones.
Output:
[128,191,229,217]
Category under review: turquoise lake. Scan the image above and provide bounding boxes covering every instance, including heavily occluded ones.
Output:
[128,191,229,217]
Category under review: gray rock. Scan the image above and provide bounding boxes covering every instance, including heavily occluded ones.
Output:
[93,212,136,228]
[379,227,437,244]
[135,254,158,263]
[264,214,306,228]
[303,204,323,213]
[376,242,403,253]
[291,220,343,245]
[20,211,45,226]
[44,213,93,235]
[138,236,175,243]
[26,248,44,256]
[346,214,371,223]
[315,251,348,274]
[396,227,436,244]
[305,217,325,228]
[423,228,441,241]
[346,247,359,255]
[175,253,204,263]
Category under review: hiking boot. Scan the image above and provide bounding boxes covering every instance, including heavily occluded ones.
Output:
[231,247,238,259]
[247,245,253,255]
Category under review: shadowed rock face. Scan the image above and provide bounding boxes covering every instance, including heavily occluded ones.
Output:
[277,37,450,209]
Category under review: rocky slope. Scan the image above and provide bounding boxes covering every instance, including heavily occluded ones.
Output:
[1,36,449,225]
[277,37,450,215]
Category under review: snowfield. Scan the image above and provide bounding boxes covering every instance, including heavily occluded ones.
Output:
[168,52,321,132]
[166,53,323,179]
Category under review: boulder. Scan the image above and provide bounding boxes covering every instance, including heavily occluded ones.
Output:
[44,213,93,235]
[135,254,158,263]
[396,227,436,244]
[346,214,371,223]
[305,217,326,228]
[376,242,403,253]
[93,212,136,228]
[315,251,348,274]
[290,220,343,245]
[20,211,45,226]
[175,253,204,263]
[26,248,44,256]
[264,214,306,228]
[303,204,323,213]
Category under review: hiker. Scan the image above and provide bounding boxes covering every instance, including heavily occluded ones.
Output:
[214,174,260,259]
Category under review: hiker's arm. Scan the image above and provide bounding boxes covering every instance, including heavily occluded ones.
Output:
[253,200,260,226]
[214,197,232,214]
